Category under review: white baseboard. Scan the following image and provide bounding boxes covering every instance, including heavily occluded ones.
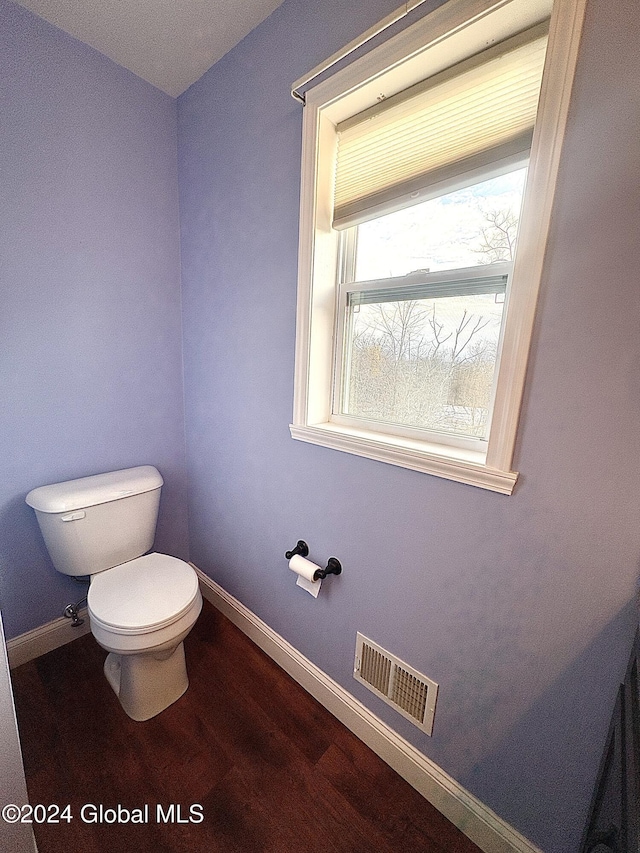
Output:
[7,609,90,669]
[194,566,541,853]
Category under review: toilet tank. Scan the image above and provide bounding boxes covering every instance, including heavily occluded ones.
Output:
[25,466,164,577]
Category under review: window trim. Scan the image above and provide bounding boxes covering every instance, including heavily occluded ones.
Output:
[290,0,587,495]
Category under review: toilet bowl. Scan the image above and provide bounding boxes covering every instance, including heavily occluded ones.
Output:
[25,466,202,721]
[87,552,202,721]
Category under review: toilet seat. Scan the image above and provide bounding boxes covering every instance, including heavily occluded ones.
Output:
[88,553,200,635]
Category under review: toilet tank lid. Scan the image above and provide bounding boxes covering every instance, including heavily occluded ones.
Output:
[25,466,163,513]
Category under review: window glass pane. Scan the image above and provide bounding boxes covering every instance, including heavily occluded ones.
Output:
[341,292,504,439]
[353,168,527,281]
[340,167,527,439]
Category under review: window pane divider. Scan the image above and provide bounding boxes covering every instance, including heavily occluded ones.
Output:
[344,262,511,305]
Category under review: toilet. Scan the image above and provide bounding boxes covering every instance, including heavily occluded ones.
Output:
[25,466,202,721]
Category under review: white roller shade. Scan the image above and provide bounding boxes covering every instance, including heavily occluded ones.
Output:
[333,23,548,229]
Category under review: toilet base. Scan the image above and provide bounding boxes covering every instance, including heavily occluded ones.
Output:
[104,642,189,722]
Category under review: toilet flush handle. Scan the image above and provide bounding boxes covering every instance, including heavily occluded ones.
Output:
[61,510,86,522]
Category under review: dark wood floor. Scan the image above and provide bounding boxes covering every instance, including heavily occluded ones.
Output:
[11,599,480,853]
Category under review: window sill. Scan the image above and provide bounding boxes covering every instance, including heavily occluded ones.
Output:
[289,422,518,494]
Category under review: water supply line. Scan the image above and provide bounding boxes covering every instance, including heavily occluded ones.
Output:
[64,577,90,627]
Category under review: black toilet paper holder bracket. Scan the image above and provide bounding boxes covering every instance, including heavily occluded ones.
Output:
[313,557,342,581]
[285,540,309,559]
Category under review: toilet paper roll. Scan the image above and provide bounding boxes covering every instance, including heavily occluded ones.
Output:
[289,554,322,597]
[288,554,320,582]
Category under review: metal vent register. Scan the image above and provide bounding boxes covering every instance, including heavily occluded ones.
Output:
[354,633,438,735]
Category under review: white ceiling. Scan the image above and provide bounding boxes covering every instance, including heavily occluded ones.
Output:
[13,0,286,97]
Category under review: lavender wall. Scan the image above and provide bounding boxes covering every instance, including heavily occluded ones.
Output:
[0,0,188,638]
[177,0,640,850]
[2,0,637,848]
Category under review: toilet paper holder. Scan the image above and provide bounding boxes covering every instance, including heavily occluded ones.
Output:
[285,540,342,581]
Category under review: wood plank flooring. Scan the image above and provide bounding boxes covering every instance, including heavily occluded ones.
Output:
[10,599,481,853]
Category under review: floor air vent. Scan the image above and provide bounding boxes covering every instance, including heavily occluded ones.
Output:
[354,633,438,735]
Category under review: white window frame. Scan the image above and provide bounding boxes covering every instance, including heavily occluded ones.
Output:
[290,0,587,495]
